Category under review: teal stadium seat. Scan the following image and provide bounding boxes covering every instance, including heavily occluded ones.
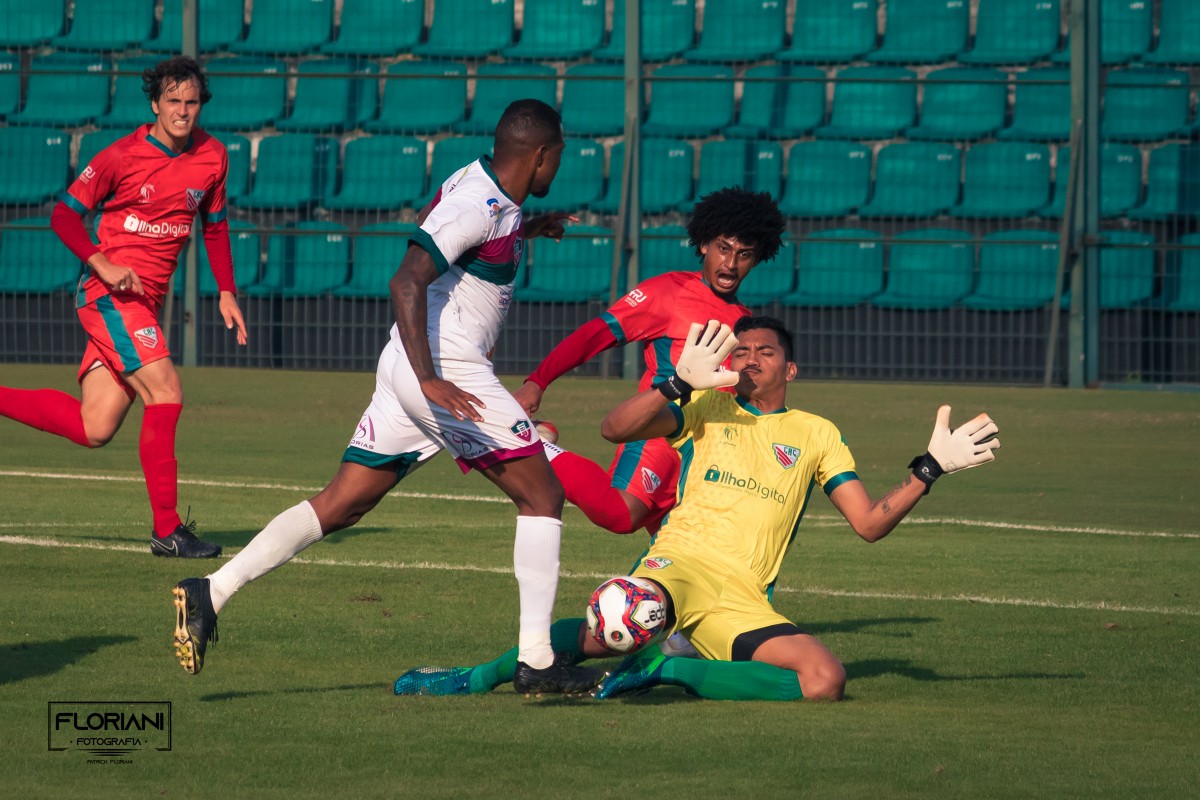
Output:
[1053,0,1151,65]
[97,56,161,129]
[1143,0,1200,65]
[867,0,968,64]
[455,63,557,135]
[638,224,693,279]
[687,140,783,213]
[334,222,417,299]
[777,0,877,64]
[9,54,109,127]
[147,0,244,53]
[962,230,1059,310]
[642,64,735,138]
[367,61,467,135]
[325,136,426,211]
[683,0,786,63]
[523,138,605,214]
[778,141,871,217]
[560,64,624,138]
[1058,232,1154,309]
[906,67,1006,141]
[1164,234,1200,311]
[0,1,64,46]
[594,0,695,62]
[197,219,260,295]
[816,66,916,140]
[277,58,377,133]
[0,218,81,293]
[1039,143,1141,219]
[958,0,1060,65]
[858,142,961,218]
[0,53,20,119]
[232,0,332,54]
[0,127,71,204]
[952,142,1051,218]
[76,130,125,175]
[726,65,826,139]
[53,0,154,51]
[872,229,974,309]
[199,57,287,130]
[998,68,1071,142]
[504,0,605,60]
[519,226,615,302]
[418,136,495,208]
[323,0,422,56]
[1101,68,1191,143]
[737,239,796,306]
[415,0,514,58]
[592,139,693,215]
[782,229,884,306]
[236,135,337,210]
[250,223,350,297]
[211,132,250,201]
[1130,145,1200,221]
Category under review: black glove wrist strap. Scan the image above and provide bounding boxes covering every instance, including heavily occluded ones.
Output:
[908,452,944,495]
[657,374,694,405]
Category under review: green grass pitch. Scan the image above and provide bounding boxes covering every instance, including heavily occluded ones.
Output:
[1,364,1198,798]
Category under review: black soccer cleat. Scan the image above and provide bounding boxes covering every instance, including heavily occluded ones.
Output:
[151,521,222,559]
[172,577,219,675]
[513,658,606,697]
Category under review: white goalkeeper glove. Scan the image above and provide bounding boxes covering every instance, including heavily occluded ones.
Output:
[909,405,1001,493]
[657,320,739,402]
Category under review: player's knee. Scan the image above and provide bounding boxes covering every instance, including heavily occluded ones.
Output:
[800,661,846,701]
[83,421,120,448]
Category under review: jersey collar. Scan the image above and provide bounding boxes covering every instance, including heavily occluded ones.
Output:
[736,394,787,416]
[480,155,517,205]
[144,128,194,158]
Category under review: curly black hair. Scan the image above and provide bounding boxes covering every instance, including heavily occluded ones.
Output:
[686,187,786,264]
[142,56,211,105]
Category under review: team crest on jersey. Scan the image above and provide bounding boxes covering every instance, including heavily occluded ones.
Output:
[485,197,501,218]
[640,467,662,494]
[643,557,673,570]
[510,419,533,442]
[134,327,160,349]
[186,188,206,212]
[139,184,156,204]
[773,443,801,469]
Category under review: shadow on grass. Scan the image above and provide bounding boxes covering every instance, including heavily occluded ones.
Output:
[0,636,137,685]
[199,682,386,702]
[845,657,1084,684]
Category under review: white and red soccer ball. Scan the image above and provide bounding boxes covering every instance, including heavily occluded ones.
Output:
[586,576,667,653]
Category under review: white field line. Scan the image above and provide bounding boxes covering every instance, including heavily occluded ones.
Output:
[1,469,1197,540]
[1,533,1197,619]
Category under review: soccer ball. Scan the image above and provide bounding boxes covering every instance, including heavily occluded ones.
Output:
[533,419,558,444]
[586,576,667,653]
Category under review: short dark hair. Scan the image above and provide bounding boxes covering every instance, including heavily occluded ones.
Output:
[142,56,211,105]
[733,315,794,363]
[687,187,786,265]
[494,98,563,158]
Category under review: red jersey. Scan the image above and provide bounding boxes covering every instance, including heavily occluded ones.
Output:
[62,124,229,305]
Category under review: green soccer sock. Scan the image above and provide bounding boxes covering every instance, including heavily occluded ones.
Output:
[661,657,804,701]
[467,617,586,693]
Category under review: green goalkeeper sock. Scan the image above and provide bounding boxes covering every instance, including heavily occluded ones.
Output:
[467,617,586,693]
[661,658,803,701]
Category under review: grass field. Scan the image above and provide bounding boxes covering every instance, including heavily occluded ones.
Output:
[2,363,1198,799]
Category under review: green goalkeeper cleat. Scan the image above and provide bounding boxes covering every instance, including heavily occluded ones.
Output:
[394,666,476,696]
[592,650,668,699]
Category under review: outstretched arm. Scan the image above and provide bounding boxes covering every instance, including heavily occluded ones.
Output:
[515,318,620,414]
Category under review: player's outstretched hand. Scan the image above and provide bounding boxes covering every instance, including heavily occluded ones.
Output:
[218,292,248,346]
[926,405,1000,474]
[525,212,579,241]
[421,377,486,422]
[675,320,739,391]
[513,380,543,415]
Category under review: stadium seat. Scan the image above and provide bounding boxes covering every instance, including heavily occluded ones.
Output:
[503,0,605,60]
[0,2,65,46]
[333,222,417,299]
[725,65,826,140]
[322,0,422,56]
[867,0,968,64]
[781,229,884,306]
[96,56,161,129]
[777,0,877,64]
[560,64,624,138]
[682,0,786,63]
[952,142,1051,218]
[0,53,20,119]
[249,222,350,297]
[1130,144,1200,221]
[0,127,71,204]
[368,62,467,135]
[872,229,974,309]
[998,68,1071,142]
[737,238,796,305]
[815,66,916,140]
[1039,144,1141,219]
[906,67,1006,141]
[0,217,81,293]
[53,0,154,51]
[1101,68,1191,143]
[199,57,287,131]
[1164,233,1200,311]
[197,219,260,295]
[277,59,377,133]
[415,0,514,58]
[592,138,694,216]
[8,54,109,127]
[1053,0,1151,65]
[1058,232,1154,309]
[642,64,735,138]
[1143,0,1200,65]
[958,0,1060,65]
[76,130,125,175]
[324,135,425,211]
[594,0,695,62]
[418,136,495,208]
[455,63,557,135]
[962,230,1059,310]
[778,141,871,218]
[523,138,605,214]
[519,226,615,302]
[687,140,783,213]
[146,0,244,53]
[638,224,694,279]
[236,134,337,210]
[211,132,250,201]
[858,142,961,218]
[232,0,332,55]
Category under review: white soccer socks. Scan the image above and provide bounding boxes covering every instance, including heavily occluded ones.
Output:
[512,515,563,669]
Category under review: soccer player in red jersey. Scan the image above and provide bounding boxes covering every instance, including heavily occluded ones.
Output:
[0,56,246,558]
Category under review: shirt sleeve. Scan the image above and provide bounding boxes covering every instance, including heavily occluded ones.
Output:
[50,201,101,264]
[201,218,236,294]
[408,193,490,274]
[668,388,716,443]
[61,140,121,215]
[199,146,229,225]
[816,421,859,495]
[525,317,619,389]
[600,274,677,344]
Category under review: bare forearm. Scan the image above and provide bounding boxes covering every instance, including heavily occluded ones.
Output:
[389,265,436,382]
[601,388,676,443]
[857,475,926,542]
